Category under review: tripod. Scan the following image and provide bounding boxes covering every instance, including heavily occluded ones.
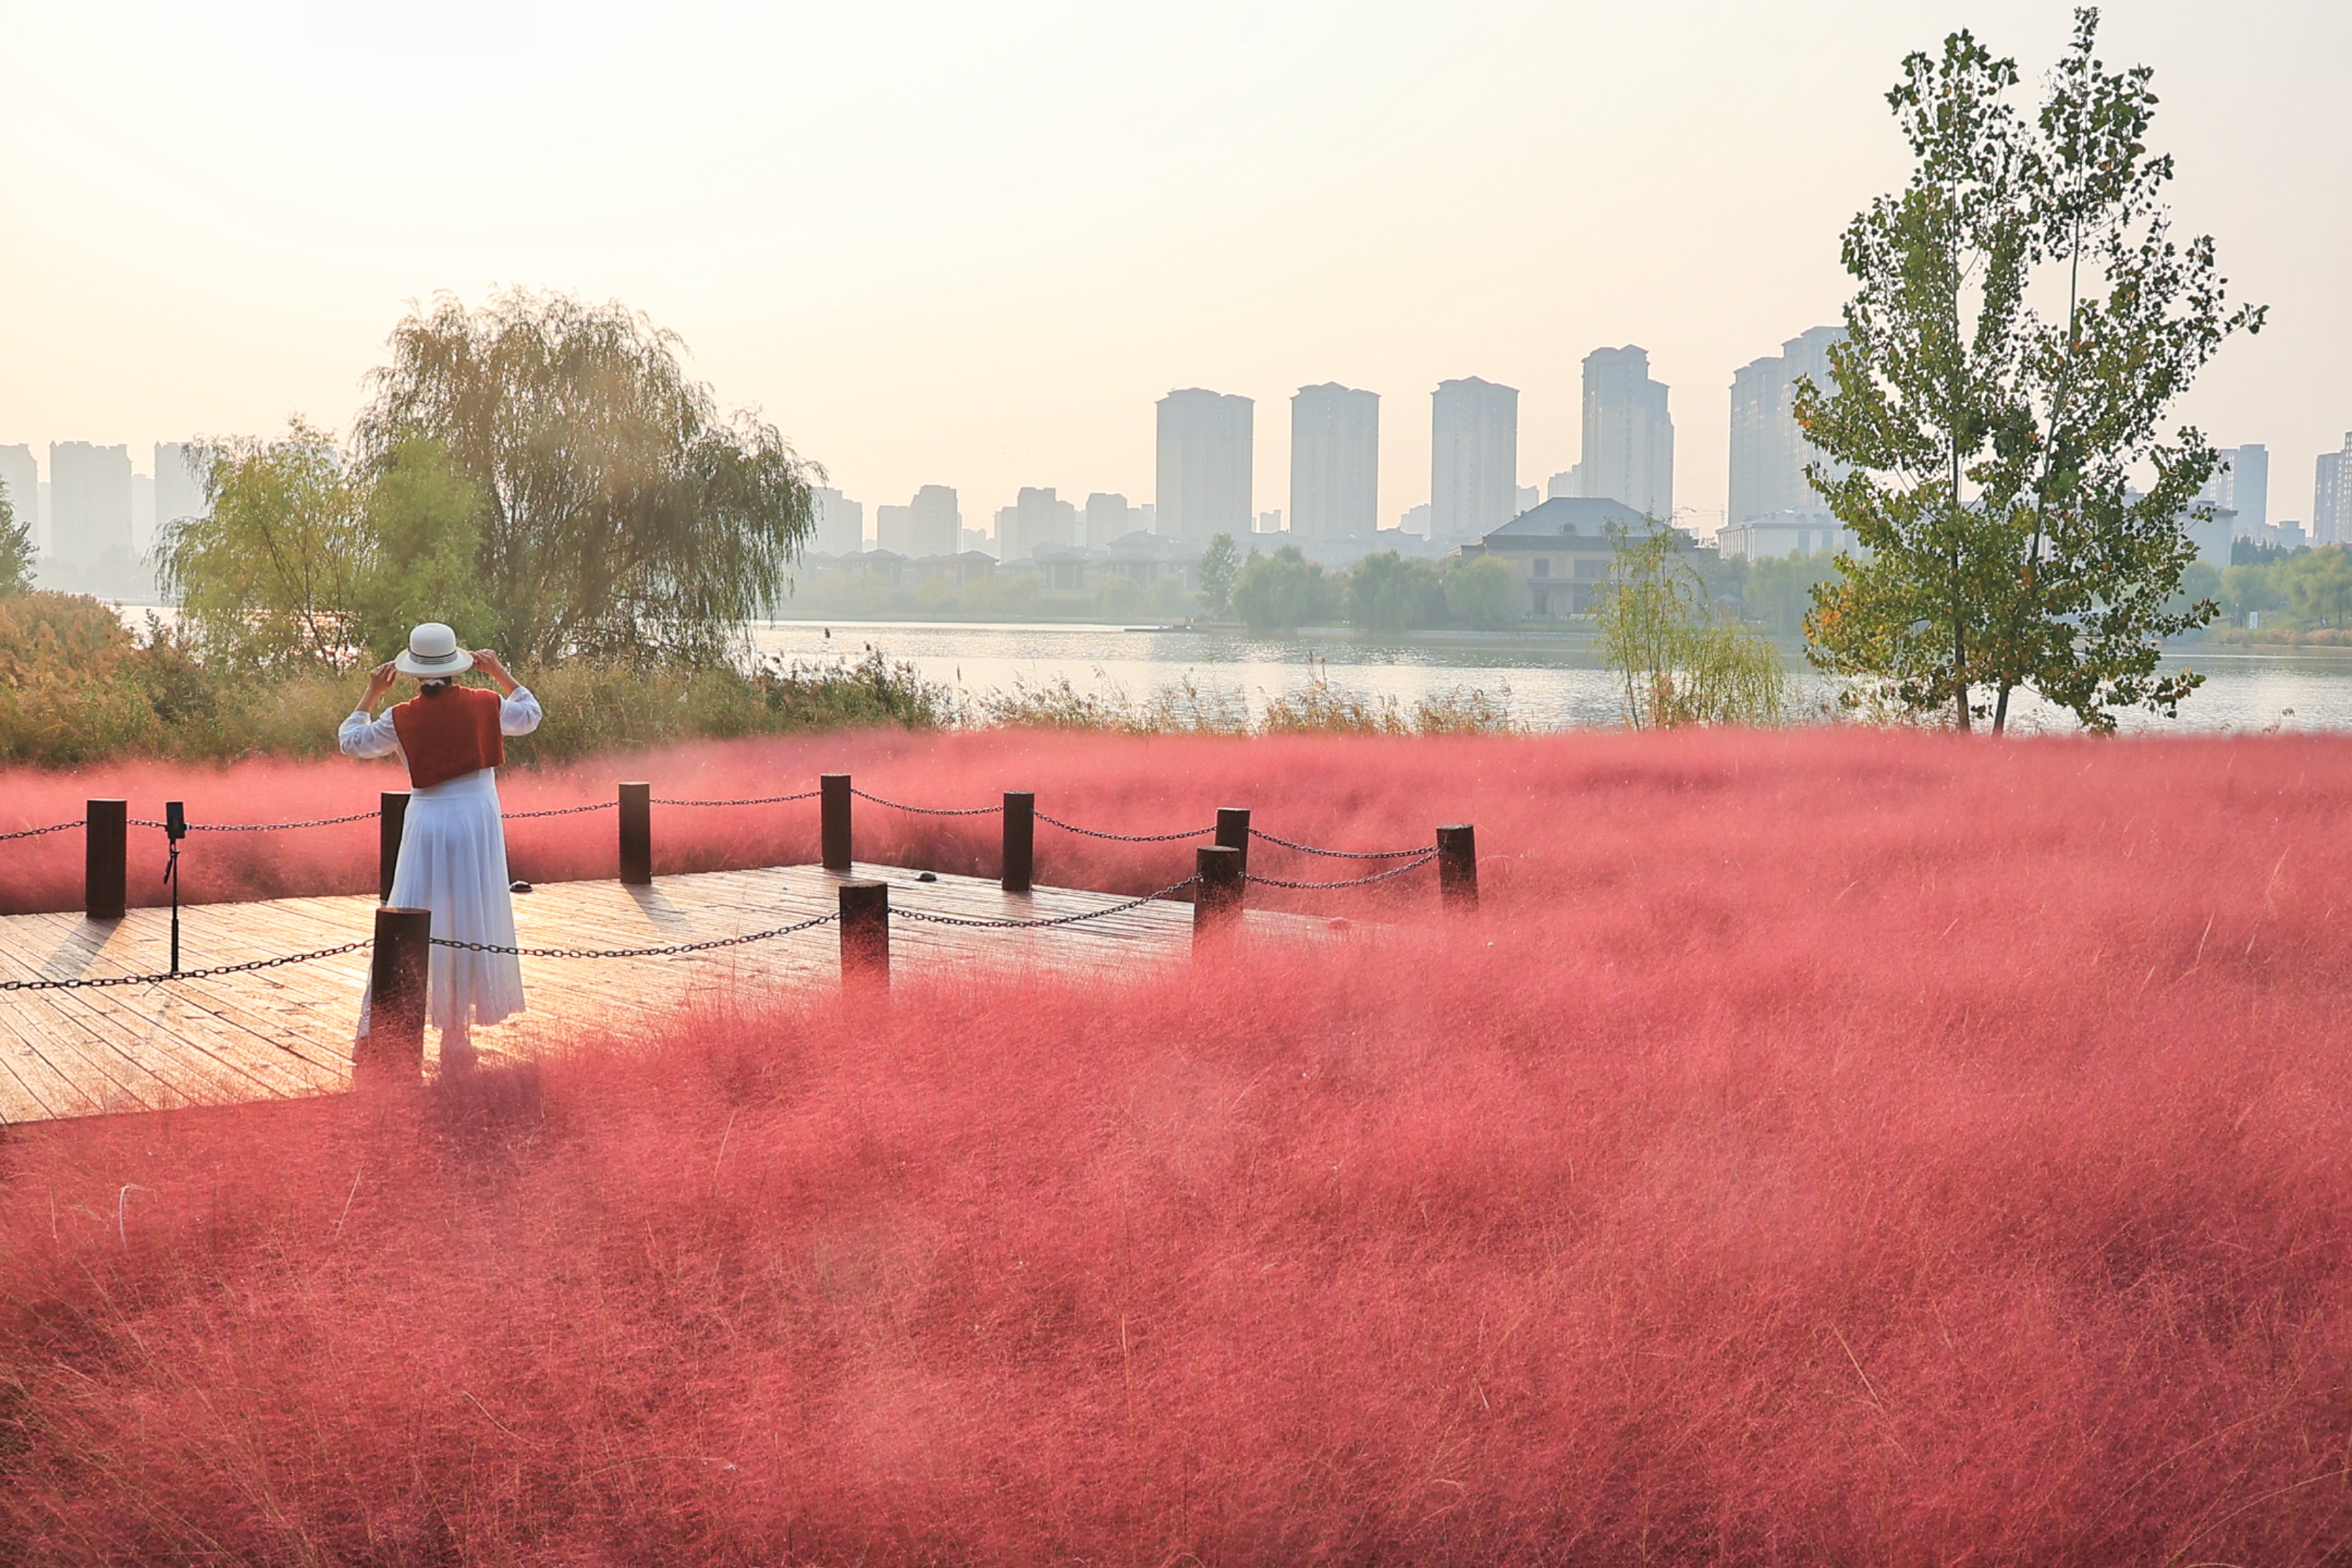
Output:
[164,801,186,976]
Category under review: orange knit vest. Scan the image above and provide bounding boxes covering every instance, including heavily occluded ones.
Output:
[388,685,505,790]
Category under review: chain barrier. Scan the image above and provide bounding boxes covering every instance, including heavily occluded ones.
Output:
[431,910,841,960]
[1245,851,1440,891]
[1033,810,1215,844]
[0,939,373,992]
[0,821,81,843]
[893,876,1201,929]
[132,810,380,832]
[850,787,1001,818]
[502,801,617,819]
[1249,827,1433,861]
[650,790,822,807]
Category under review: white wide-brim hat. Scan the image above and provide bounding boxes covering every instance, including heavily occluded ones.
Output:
[393,623,476,678]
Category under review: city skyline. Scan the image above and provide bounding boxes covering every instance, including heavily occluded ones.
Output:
[3,2,2338,547]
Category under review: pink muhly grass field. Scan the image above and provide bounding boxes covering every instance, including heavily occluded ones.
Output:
[3,727,2351,1561]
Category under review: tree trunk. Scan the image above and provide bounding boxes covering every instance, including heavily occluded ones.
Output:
[1992,683,2012,734]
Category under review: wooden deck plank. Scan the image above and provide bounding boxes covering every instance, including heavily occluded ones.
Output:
[0,860,1349,1126]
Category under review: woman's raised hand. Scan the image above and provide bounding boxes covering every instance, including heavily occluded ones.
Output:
[473,650,517,693]
[360,660,398,709]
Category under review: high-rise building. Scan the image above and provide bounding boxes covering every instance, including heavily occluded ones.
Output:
[0,445,35,551]
[1728,327,1841,525]
[997,487,1079,560]
[1546,466,1582,500]
[48,442,133,569]
[810,486,865,554]
[1155,389,1253,539]
[877,484,960,557]
[153,442,206,544]
[2316,444,2349,547]
[1581,346,1675,522]
[1430,377,1518,539]
[1258,510,1282,533]
[2209,444,2269,536]
[1084,492,1137,546]
[1399,502,1431,536]
[1289,383,1378,539]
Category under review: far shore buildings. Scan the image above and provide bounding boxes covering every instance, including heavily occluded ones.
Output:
[1290,383,1379,540]
[811,486,865,554]
[1430,378,1518,541]
[2318,444,2348,547]
[1718,328,1848,562]
[1156,389,1253,540]
[1580,346,1673,524]
[876,484,960,558]
[47,440,133,570]
[1450,496,1649,619]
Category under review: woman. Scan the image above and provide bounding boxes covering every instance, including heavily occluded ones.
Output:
[340,622,544,1069]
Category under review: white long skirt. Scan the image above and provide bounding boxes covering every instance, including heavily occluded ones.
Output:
[358,767,525,1036]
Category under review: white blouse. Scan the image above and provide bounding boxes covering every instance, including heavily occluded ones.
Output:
[339,686,544,763]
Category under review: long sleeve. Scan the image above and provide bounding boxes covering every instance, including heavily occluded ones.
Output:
[500,685,543,736]
[340,708,402,760]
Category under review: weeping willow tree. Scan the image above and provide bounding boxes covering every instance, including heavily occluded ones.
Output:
[1596,524,1787,729]
[355,290,817,665]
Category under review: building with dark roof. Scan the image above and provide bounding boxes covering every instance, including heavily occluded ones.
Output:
[1451,496,1648,618]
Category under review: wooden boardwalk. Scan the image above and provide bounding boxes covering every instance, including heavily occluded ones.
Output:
[0,864,1320,1126]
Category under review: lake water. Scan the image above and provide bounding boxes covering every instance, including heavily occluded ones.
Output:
[748,620,2352,734]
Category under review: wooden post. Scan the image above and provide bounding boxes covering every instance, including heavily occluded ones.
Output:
[1437,824,1478,909]
[618,781,652,886]
[85,799,126,921]
[821,774,852,872]
[378,792,409,903]
[838,879,889,987]
[1215,806,1251,877]
[1001,791,1035,893]
[1194,844,1244,948]
[359,905,431,1086]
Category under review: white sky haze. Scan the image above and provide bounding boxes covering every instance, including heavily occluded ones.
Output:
[3,0,2346,533]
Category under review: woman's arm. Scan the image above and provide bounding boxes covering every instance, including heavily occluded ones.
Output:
[340,661,404,760]
[477,650,544,736]
[356,660,397,714]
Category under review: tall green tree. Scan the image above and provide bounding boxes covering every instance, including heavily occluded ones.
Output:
[1196,531,1239,616]
[1231,546,1340,634]
[349,438,494,659]
[1796,10,2262,732]
[0,477,32,597]
[160,421,369,670]
[355,289,817,665]
[1344,551,1448,631]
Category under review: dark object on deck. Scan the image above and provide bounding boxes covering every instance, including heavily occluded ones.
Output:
[916,871,938,883]
[839,878,889,986]
[821,774,852,871]
[1437,824,1478,908]
[618,782,652,885]
[509,880,533,894]
[379,792,409,903]
[1215,806,1251,876]
[360,905,431,1085]
[1001,791,1035,892]
[1194,845,1244,946]
[85,799,126,921]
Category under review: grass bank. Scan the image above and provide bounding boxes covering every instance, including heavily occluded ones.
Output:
[3,726,2349,1560]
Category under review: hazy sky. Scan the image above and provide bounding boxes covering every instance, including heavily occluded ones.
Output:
[3,0,2346,535]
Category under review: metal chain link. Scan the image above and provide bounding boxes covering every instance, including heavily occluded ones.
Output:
[1245,851,1440,891]
[430,910,841,960]
[502,801,618,819]
[131,810,380,832]
[850,787,1001,817]
[0,939,373,992]
[892,875,1201,929]
[0,821,80,842]
[1033,810,1215,843]
[650,790,822,807]
[1249,827,1434,860]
